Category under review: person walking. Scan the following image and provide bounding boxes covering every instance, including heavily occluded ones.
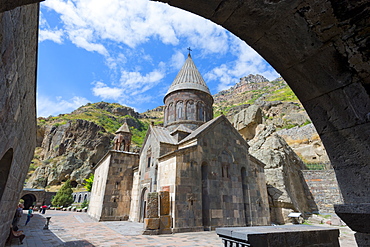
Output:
[25,206,33,226]
[41,205,47,214]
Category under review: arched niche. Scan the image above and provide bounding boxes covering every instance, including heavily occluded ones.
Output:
[21,193,37,209]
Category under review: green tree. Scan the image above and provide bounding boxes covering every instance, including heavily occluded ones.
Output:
[81,199,89,208]
[83,173,94,192]
[52,180,74,207]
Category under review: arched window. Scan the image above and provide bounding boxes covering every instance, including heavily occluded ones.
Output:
[176,101,183,120]
[198,102,204,121]
[164,106,167,125]
[186,100,196,120]
[139,188,148,222]
[168,103,175,122]
[78,194,82,203]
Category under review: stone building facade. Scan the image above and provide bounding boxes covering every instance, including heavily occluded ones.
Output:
[89,54,270,232]
[88,150,139,221]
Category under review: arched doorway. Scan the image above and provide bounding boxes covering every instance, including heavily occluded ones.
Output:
[21,194,37,209]
[139,188,148,223]
[0,149,13,201]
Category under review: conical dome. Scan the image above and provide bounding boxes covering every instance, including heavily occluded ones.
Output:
[163,53,214,131]
[115,122,131,134]
[165,54,211,97]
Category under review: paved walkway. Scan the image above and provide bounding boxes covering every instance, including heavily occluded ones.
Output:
[6,210,356,246]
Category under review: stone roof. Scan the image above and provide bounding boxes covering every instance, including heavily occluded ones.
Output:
[151,126,177,145]
[179,115,224,144]
[165,54,211,97]
[170,124,193,135]
[115,122,131,134]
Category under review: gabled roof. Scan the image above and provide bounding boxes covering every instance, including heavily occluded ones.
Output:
[178,115,250,148]
[178,115,223,144]
[147,125,178,145]
[165,54,211,97]
[115,122,131,134]
[170,124,193,135]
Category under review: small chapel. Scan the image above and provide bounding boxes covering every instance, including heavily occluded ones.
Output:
[88,53,270,233]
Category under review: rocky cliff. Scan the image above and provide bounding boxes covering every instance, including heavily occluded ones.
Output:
[233,106,318,223]
[27,102,150,189]
[27,120,113,188]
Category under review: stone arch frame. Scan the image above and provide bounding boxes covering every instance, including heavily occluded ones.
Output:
[163,105,167,125]
[197,101,205,122]
[0,1,368,242]
[139,187,148,223]
[176,100,184,120]
[185,99,196,120]
[21,193,37,209]
[167,102,175,123]
[0,148,13,202]
[156,1,370,240]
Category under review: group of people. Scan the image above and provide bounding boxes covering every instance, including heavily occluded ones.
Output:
[9,204,26,244]
[8,203,48,244]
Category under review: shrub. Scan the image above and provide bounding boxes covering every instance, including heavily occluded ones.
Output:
[52,180,74,207]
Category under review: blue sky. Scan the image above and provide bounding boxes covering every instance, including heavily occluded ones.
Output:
[37,0,279,117]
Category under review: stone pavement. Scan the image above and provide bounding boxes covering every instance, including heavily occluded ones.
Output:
[6,210,356,247]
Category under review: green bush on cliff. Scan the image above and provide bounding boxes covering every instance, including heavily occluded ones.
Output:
[52,180,74,207]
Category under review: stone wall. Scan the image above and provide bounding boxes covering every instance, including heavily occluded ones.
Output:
[89,151,139,221]
[88,154,110,221]
[0,4,39,246]
[100,151,139,221]
[158,116,270,232]
[302,170,343,214]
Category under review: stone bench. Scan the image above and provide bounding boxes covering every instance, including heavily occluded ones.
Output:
[216,225,339,247]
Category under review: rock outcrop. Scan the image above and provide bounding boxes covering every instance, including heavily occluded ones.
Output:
[26,120,113,188]
[248,124,317,224]
[233,107,317,223]
[232,105,263,141]
[276,124,330,164]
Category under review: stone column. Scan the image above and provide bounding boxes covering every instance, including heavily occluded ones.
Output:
[143,192,160,235]
[159,191,172,234]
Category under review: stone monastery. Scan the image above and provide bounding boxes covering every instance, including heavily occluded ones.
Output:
[88,54,270,233]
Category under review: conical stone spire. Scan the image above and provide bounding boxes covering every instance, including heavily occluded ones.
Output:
[163,53,214,131]
[165,54,211,97]
[113,122,132,151]
[115,122,131,134]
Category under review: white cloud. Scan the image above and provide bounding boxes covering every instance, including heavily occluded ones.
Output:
[205,37,279,91]
[170,51,185,71]
[92,82,123,100]
[37,95,90,117]
[40,0,228,55]
[119,65,166,95]
[39,29,64,44]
